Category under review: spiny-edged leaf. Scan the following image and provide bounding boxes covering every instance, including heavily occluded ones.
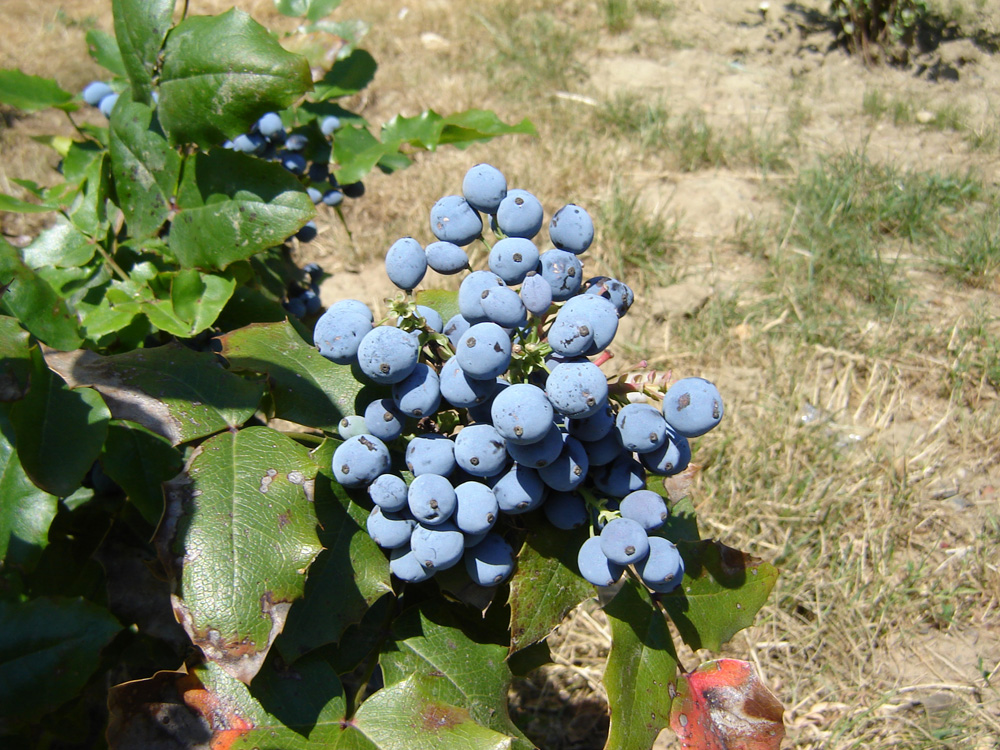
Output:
[332,125,389,186]
[507,523,593,654]
[0,237,82,351]
[278,439,392,659]
[0,69,75,112]
[0,316,31,402]
[0,597,121,730]
[437,110,536,147]
[141,271,237,337]
[0,411,58,571]
[170,149,315,269]
[218,321,366,431]
[21,216,97,269]
[111,0,174,103]
[0,193,54,213]
[313,48,376,101]
[100,421,183,526]
[154,427,322,683]
[43,343,264,446]
[85,29,126,76]
[603,579,679,750]
[275,0,343,22]
[380,110,445,150]
[8,347,109,497]
[158,9,313,148]
[415,289,460,328]
[109,98,181,240]
[659,541,778,652]
[379,600,533,750]
[656,493,701,543]
[669,659,785,750]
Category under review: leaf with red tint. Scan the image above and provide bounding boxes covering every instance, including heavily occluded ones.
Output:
[669,659,784,750]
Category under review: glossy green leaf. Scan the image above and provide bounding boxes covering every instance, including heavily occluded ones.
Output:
[218,321,366,431]
[0,412,58,571]
[0,597,121,730]
[0,316,31,402]
[170,149,315,269]
[380,600,533,750]
[659,541,779,652]
[141,271,237,337]
[158,9,313,147]
[43,343,264,446]
[65,150,112,238]
[332,125,389,185]
[437,110,537,146]
[313,49,376,100]
[0,238,83,351]
[507,523,593,654]
[85,29,126,76]
[0,193,53,213]
[8,347,110,497]
[274,0,343,22]
[278,439,392,659]
[0,69,74,112]
[100,421,183,526]
[21,216,97,269]
[109,98,181,239]
[154,427,322,683]
[603,579,679,750]
[112,0,174,103]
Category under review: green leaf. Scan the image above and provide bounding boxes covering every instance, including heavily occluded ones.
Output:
[380,600,533,750]
[21,216,97,269]
[111,0,175,103]
[438,110,537,147]
[0,237,83,351]
[0,316,31,402]
[100,421,183,526]
[332,125,389,185]
[0,69,74,112]
[8,347,110,497]
[313,49,376,101]
[109,98,181,240]
[0,193,53,213]
[0,412,58,571]
[170,149,315,269]
[140,271,237,337]
[158,9,313,148]
[507,523,593,654]
[0,597,121,731]
[603,579,679,750]
[43,343,264,446]
[279,440,392,659]
[415,289,460,327]
[218,321,366,431]
[65,149,112,238]
[659,540,779,652]
[274,0,343,22]
[85,29,127,76]
[154,427,322,683]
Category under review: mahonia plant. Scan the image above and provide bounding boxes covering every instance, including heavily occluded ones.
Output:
[0,2,782,749]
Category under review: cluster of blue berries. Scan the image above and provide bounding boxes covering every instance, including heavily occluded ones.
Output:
[82,80,127,118]
[313,164,724,592]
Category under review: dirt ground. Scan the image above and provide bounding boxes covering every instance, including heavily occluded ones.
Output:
[1,0,998,748]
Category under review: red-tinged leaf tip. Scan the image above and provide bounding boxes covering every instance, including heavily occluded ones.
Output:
[178,674,255,750]
[669,659,784,750]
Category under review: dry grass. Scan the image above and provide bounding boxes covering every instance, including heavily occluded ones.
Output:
[1,0,999,748]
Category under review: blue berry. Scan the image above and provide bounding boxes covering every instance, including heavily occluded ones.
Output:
[496,188,544,239]
[407,474,457,525]
[356,326,420,385]
[543,491,588,530]
[257,112,284,137]
[98,92,120,118]
[314,310,372,364]
[83,81,113,106]
[545,362,609,419]
[425,241,469,275]
[332,434,391,487]
[491,463,546,514]
[538,437,589,492]
[488,237,540,285]
[568,403,616,442]
[405,434,456,477]
[577,536,624,587]
[519,272,553,317]
[620,489,669,532]
[369,473,409,512]
[462,163,507,214]
[558,294,619,354]
[480,286,527,329]
[453,481,499,536]
[392,363,441,418]
[640,430,691,476]
[385,237,427,291]
[458,270,506,324]
[430,195,483,246]
[457,322,512,381]
[390,545,434,582]
[636,536,684,593]
[413,305,443,333]
[599,517,650,566]
[278,151,307,174]
[538,249,583,301]
[662,377,724,437]
[454,424,507,478]
[443,314,471,349]
[329,298,373,322]
[491,383,554,445]
[547,314,595,357]
[549,203,594,254]
[506,423,565,468]
[410,521,465,571]
[584,276,634,318]
[616,403,667,454]
[296,221,318,242]
[439,355,496,409]
[366,506,416,549]
[464,533,515,587]
[337,414,368,439]
[364,398,407,442]
[320,115,342,136]
[592,453,646,497]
